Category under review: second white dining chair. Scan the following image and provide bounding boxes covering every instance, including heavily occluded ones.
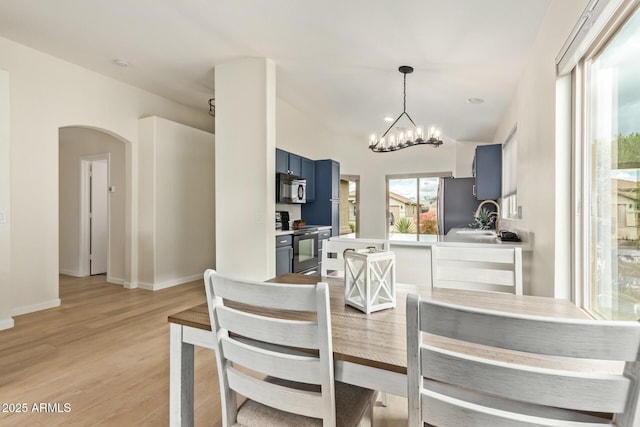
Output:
[430,245,523,294]
[203,269,377,427]
[406,294,640,426]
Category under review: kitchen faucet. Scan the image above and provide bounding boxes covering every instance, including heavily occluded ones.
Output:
[475,200,501,232]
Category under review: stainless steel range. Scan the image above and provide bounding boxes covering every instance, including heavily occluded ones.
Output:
[292,226,319,274]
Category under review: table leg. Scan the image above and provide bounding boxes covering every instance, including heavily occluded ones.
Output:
[170,323,194,427]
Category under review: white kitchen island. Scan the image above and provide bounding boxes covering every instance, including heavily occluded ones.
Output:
[331,229,528,289]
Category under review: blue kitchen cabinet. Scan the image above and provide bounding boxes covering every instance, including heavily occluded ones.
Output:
[276,149,289,174]
[473,144,502,200]
[301,156,315,202]
[276,148,302,176]
[276,148,315,201]
[275,234,293,276]
[302,159,340,237]
[289,153,301,176]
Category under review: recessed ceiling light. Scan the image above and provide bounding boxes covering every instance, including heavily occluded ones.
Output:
[384,116,394,122]
[114,59,129,67]
[467,97,484,104]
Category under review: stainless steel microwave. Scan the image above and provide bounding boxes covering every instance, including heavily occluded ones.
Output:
[276,173,306,204]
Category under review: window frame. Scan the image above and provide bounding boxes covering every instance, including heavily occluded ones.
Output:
[571,1,640,318]
[385,171,452,239]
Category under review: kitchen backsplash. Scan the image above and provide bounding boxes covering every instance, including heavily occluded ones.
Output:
[276,203,301,227]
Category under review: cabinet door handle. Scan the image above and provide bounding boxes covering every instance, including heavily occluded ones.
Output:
[472,184,476,196]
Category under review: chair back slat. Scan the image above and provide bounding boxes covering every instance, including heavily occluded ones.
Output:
[421,382,613,427]
[422,345,630,412]
[227,366,325,419]
[420,299,640,360]
[431,245,523,295]
[435,246,517,263]
[221,336,322,384]
[210,274,318,311]
[436,266,516,286]
[217,305,319,349]
[321,239,390,277]
[407,294,640,427]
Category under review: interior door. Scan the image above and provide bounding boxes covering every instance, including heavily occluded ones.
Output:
[90,159,108,275]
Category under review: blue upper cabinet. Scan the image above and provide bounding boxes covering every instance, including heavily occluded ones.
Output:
[276,148,289,174]
[276,148,315,201]
[289,153,301,176]
[473,144,502,200]
[276,148,303,177]
[301,157,315,202]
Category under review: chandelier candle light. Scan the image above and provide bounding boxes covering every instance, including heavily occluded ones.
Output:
[369,66,443,152]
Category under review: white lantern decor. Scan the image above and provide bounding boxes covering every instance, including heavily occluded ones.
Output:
[344,248,396,314]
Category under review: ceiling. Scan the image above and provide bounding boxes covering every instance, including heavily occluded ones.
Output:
[0,0,553,143]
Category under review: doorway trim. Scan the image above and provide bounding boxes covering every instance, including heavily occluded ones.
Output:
[340,174,360,236]
[79,153,110,278]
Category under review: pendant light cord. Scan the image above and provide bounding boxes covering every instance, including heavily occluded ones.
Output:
[403,72,407,113]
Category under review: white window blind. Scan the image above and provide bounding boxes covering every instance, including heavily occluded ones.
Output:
[502,128,518,219]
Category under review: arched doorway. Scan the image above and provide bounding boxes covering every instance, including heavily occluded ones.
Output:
[58,126,131,286]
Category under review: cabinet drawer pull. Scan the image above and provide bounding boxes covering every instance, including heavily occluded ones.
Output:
[279,239,288,244]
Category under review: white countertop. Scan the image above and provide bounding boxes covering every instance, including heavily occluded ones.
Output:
[275,225,331,237]
[332,228,527,249]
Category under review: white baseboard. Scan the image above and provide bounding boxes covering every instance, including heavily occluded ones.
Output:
[138,274,202,291]
[59,268,82,277]
[59,273,127,286]
[123,281,137,289]
[12,299,61,317]
[0,317,14,330]
[107,276,125,286]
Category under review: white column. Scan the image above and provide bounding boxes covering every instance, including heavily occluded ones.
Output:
[0,70,13,330]
[215,58,276,280]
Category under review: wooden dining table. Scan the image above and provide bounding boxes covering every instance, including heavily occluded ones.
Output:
[168,273,601,427]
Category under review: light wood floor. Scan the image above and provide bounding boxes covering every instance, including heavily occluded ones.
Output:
[0,275,407,426]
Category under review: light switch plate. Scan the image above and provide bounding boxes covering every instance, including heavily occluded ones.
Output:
[0,211,6,224]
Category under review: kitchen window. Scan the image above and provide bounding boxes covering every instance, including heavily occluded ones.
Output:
[573,3,640,320]
[386,172,451,238]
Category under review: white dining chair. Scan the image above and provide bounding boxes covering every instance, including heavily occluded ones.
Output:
[321,239,390,278]
[203,269,377,427]
[406,294,640,426]
[430,245,523,294]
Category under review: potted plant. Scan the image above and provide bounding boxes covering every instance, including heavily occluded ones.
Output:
[471,207,496,230]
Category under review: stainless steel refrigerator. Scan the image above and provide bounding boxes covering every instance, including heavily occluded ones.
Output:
[437,177,481,235]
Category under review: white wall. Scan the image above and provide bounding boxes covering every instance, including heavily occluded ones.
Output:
[492,0,589,296]
[215,58,276,281]
[0,70,12,330]
[1,35,213,317]
[137,116,215,289]
[59,127,127,282]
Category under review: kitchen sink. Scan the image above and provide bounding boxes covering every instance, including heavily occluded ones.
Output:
[456,229,496,236]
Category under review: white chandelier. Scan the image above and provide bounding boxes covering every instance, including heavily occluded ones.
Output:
[369,66,443,153]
